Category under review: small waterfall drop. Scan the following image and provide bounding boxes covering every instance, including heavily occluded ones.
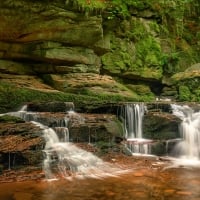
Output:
[1,104,126,179]
[171,104,200,161]
[122,103,145,139]
[33,121,125,180]
[120,103,152,155]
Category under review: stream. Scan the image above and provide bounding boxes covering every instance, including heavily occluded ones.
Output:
[0,165,200,200]
[0,103,200,199]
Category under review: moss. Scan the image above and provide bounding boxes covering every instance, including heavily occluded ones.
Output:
[178,85,191,101]
[193,89,200,101]
[0,82,148,113]
[135,36,163,67]
[101,35,135,74]
[66,0,106,15]
[0,115,24,123]
[126,84,153,95]
[102,18,164,80]
[77,88,138,102]
[162,52,180,75]
[76,0,106,9]
[106,0,199,79]
[177,78,200,102]
[126,18,148,41]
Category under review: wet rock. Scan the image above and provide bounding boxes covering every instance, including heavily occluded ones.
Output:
[146,102,172,113]
[143,112,180,140]
[43,73,136,99]
[68,113,123,143]
[0,121,45,171]
[27,102,74,112]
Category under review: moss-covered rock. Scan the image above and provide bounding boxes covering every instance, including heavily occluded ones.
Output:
[102,17,164,81]
[0,115,24,123]
[143,112,180,140]
[41,73,140,100]
[0,0,200,105]
[170,63,200,101]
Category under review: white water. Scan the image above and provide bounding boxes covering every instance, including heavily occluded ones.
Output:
[1,105,127,179]
[120,103,152,154]
[171,104,200,162]
[33,121,126,180]
[123,103,145,139]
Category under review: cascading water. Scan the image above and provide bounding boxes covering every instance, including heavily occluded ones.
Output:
[123,103,145,139]
[1,105,126,180]
[32,121,123,180]
[171,104,200,161]
[120,103,152,155]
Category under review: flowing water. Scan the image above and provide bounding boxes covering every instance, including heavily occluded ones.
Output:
[1,104,200,199]
[0,167,200,200]
[1,106,127,180]
[120,103,153,155]
[170,104,200,165]
[40,122,127,180]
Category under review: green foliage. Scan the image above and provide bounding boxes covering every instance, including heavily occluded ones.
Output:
[0,82,90,113]
[0,82,148,113]
[196,32,200,40]
[177,78,200,102]
[76,0,106,9]
[126,19,148,41]
[178,85,191,101]
[162,52,180,75]
[193,89,200,102]
[134,36,164,73]
[68,0,107,15]
[107,0,156,19]
[101,36,135,73]
[0,115,24,123]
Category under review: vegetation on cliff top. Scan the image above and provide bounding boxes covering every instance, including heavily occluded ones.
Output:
[0,82,153,113]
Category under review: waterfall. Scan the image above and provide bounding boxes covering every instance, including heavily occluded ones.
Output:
[120,103,152,155]
[33,120,126,180]
[171,104,200,160]
[122,103,145,139]
[1,104,126,179]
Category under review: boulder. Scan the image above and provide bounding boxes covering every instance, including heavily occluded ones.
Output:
[0,42,101,66]
[170,63,200,101]
[143,112,181,140]
[0,1,104,49]
[42,73,138,99]
[27,102,74,112]
[171,63,200,83]
[0,120,45,170]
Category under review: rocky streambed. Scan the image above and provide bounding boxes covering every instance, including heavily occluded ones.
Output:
[0,101,199,183]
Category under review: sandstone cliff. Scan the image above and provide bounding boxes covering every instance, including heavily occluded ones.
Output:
[0,0,200,113]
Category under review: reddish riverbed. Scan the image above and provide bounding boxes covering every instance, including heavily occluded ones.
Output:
[0,154,200,200]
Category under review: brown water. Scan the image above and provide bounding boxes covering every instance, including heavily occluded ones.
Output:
[0,167,200,200]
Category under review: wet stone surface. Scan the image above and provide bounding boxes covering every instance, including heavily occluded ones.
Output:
[0,153,200,200]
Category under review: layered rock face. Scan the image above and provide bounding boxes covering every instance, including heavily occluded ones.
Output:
[0,116,45,176]
[0,1,101,77]
[0,0,200,106]
[0,0,138,101]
